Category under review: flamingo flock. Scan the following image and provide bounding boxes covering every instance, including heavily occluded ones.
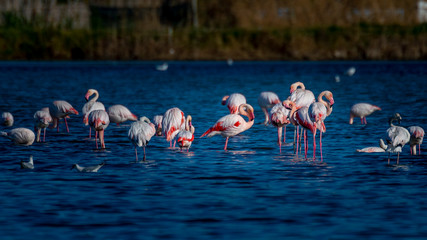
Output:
[1,80,424,169]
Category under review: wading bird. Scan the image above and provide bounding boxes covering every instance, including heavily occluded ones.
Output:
[128,117,156,161]
[408,126,424,155]
[162,107,185,147]
[222,93,247,114]
[107,104,137,126]
[349,103,381,125]
[177,115,195,151]
[258,91,281,125]
[379,113,410,165]
[1,128,35,146]
[88,110,110,149]
[82,89,105,138]
[49,100,79,133]
[34,107,52,142]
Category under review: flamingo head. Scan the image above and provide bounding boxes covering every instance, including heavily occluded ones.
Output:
[239,104,255,121]
[290,81,304,94]
[221,95,229,105]
[282,100,293,109]
[373,105,381,111]
[85,89,96,101]
[325,91,334,106]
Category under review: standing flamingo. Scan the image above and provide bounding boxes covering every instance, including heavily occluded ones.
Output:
[1,112,14,127]
[222,93,246,114]
[88,110,110,149]
[1,128,35,146]
[107,104,137,126]
[82,89,105,138]
[34,107,52,142]
[162,107,185,147]
[269,102,291,152]
[49,100,79,133]
[152,115,163,136]
[408,126,424,155]
[258,91,281,125]
[349,103,381,125]
[379,113,410,165]
[201,103,255,151]
[288,82,315,109]
[177,115,195,151]
[128,117,156,161]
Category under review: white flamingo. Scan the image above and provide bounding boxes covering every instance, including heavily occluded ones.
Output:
[49,100,79,133]
[152,115,163,136]
[1,112,14,127]
[258,91,281,125]
[162,107,185,147]
[82,89,105,138]
[107,104,137,126]
[379,113,410,165]
[177,115,195,151]
[1,128,35,146]
[201,103,255,151]
[222,93,247,114]
[34,107,52,142]
[288,82,315,109]
[349,103,381,125]
[128,116,156,161]
[408,126,424,155]
[88,110,110,149]
[269,101,292,152]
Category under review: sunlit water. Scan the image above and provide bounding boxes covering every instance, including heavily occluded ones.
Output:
[0,61,426,239]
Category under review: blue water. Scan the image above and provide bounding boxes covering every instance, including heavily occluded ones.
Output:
[0,61,426,239]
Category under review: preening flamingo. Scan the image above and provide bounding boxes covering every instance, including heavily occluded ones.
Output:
[88,110,110,149]
[152,115,163,136]
[49,100,79,133]
[128,117,156,161]
[82,89,105,138]
[201,103,255,151]
[258,91,281,125]
[177,115,195,151]
[408,126,424,155]
[107,104,137,126]
[34,107,52,142]
[1,128,35,146]
[379,113,410,165]
[269,101,292,152]
[222,93,247,114]
[349,103,381,125]
[1,112,14,127]
[162,107,185,147]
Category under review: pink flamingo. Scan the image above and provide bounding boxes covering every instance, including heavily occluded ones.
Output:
[162,107,185,147]
[269,101,292,152]
[82,89,105,138]
[222,93,247,114]
[201,103,255,151]
[379,113,410,165]
[408,126,424,155]
[128,116,156,161]
[349,103,381,125]
[88,110,110,149]
[177,115,195,151]
[258,91,281,125]
[152,115,163,136]
[107,104,137,126]
[288,82,315,109]
[1,128,35,146]
[49,100,79,133]
[1,112,14,127]
[33,107,52,142]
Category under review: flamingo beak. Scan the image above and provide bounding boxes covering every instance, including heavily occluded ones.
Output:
[329,98,335,106]
[85,92,91,102]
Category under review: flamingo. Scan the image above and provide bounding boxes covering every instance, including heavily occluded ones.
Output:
[357,147,386,153]
[128,116,156,161]
[269,101,291,152]
[152,115,163,136]
[201,103,255,151]
[349,103,381,125]
[1,112,14,127]
[107,104,137,126]
[71,162,105,172]
[20,155,34,169]
[88,110,110,149]
[258,91,281,125]
[162,107,185,147]
[177,115,195,151]
[222,93,247,114]
[49,100,79,133]
[288,82,315,109]
[34,107,52,142]
[1,128,35,146]
[283,100,301,153]
[82,89,105,138]
[379,113,410,165]
[408,126,424,155]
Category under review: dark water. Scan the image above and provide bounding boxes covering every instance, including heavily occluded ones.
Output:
[0,61,426,239]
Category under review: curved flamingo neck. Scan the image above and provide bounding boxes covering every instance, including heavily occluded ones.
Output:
[239,104,254,122]
[287,101,298,126]
[91,90,99,102]
[318,91,333,116]
[295,82,305,90]
[185,116,192,131]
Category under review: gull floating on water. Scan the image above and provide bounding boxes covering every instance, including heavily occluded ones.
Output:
[71,162,105,172]
[20,155,34,169]
[345,67,356,76]
[156,63,168,71]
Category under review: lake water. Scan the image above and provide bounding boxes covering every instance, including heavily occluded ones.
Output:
[0,61,426,239]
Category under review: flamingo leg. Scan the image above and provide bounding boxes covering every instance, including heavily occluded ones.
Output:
[89,128,91,139]
[173,140,176,148]
[99,129,105,148]
[300,128,304,154]
[143,146,146,161]
[387,152,390,165]
[283,126,287,144]
[361,118,363,124]
[170,141,172,148]
[295,126,299,154]
[135,147,138,162]
[320,131,323,162]
[278,127,282,153]
[262,108,269,125]
[43,128,46,142]
[410,146,413,155]
[95,131,98,149]
[224,137,229,151]
[397,152,400,165]
[419,144,421,155]
[364,117,368,125]
[304,130,307,159]
[57,121,60,133]
[64,118,70,133]
[36,129,41,142]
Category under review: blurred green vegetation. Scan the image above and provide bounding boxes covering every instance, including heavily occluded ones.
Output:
[1,11,427,60]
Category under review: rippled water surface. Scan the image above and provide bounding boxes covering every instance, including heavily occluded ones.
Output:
[0,61,426,239]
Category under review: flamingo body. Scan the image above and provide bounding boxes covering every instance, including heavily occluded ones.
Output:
[152,115,163,136]
[269,102,291,150]
[380,113,410,164]
[49,100,79,133]
[128,117,156,161]
[162,107,185,143]
[408,126,424,155]
[177,115,195,151]
[349,103,381,125]
[107,104,137,125]
[258,91,281,125]
[1,128,35,146]
[1,112,14,127]
[89,110,110,149]
[222,93,246,114]
[357,147,386,153]
[34,107,52,142]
